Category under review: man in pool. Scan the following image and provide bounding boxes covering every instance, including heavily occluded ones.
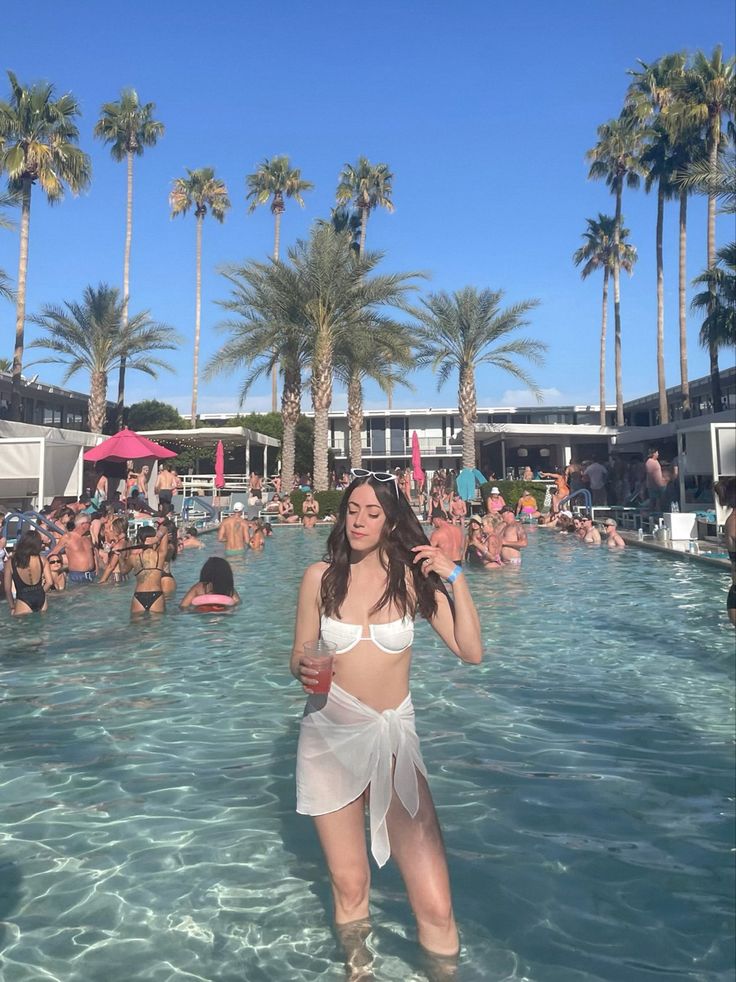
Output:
[499,506,528,564]
[218,502,250,552]
[580,514,602,544]
[429,509,465,565]
[602,519,625,549]
[48,514,97,583]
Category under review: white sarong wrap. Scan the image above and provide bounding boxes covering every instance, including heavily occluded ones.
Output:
[296,683,428,868]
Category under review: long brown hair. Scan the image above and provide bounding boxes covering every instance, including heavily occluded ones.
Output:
[320,475,448,621]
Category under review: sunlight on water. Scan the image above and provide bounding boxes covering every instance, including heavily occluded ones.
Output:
[0,528,733,981]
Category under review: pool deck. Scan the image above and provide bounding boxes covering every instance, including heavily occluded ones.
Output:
[618,532,730,569]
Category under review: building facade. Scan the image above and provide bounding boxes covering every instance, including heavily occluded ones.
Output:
[0,371,91,430]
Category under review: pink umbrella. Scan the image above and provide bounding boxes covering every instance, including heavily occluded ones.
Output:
[214,439,225,489]
[411,431,425,484]
[84,427,178,462]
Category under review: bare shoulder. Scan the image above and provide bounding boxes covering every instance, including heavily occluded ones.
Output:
[302,560,329,586]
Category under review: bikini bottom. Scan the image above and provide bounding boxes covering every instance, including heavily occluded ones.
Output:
[133,590,164,611]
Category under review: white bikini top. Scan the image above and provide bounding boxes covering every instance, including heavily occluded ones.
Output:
[320,614,414,654]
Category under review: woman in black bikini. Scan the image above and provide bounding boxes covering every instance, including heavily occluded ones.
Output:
[130,529,168,614]
[3,530,49,615]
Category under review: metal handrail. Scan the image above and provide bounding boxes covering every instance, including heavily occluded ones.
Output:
[556,488,592,512]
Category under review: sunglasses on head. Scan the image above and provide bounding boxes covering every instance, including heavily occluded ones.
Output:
[350,468,400,498]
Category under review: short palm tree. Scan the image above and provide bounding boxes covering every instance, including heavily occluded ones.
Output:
[208,259,311,492]
[0,357,11,372]
[691,243,736,383]
[413,288,545,470]
[0,70,91,420]
[334,317,416,469]
[335,157,394,256]
[27,284,179,433]
[676,46,735,410]
[573,214,636,425]
[169,168,230,427]
[245,155,313,412]
[587,112,644,425]
[94,88,164,427]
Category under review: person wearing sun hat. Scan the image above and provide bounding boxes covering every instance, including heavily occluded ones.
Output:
[484,486,506,514]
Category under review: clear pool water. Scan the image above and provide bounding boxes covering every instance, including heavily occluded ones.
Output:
[0,529,733,981]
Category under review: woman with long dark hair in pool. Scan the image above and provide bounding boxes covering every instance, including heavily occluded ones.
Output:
[3,530,50,615]
[130,528,169,615]
[179,557,241,608]
[291,469,482,967]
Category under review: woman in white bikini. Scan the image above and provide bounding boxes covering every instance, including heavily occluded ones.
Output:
[291,468,482,967]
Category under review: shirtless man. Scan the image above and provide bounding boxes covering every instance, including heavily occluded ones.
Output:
[449,492,467,526]
[602,519,625,549]
[499,506,528,564]
[429,510,465,565]
[580,515,602,544]
[155,463,180,507]
[218,501,250,552]
[249,472,263,496]
[49,513,98,583]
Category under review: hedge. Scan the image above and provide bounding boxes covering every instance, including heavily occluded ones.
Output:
[479,480,549,510]
[289,489,345,516]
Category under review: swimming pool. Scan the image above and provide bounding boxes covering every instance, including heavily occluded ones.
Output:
[0,529,733,981]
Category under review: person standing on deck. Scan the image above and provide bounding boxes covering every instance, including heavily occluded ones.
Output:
[644,448,667,510]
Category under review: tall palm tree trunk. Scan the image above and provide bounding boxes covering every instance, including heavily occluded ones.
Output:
[347,374,364,469]
[359,207,368,257]
[10,179,31,422]
[271,208,283,413]
[89,370,108,434]
[191,213,203,428]
[280,368,301,493]
[458,365,477,470]
[655,181,667,424]
[117,149,134,430]
[678,190,690,415]
[612,183,624,427]
[311,351,333,491]
[706,113,721,411]
[599,268,610,426]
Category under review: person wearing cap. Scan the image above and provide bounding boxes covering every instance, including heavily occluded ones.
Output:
[48,513,98,583]
[429,509,465,565]
[579,513,601,545]
[499,506,528,564]
[218,502,250,552]
[465,515,503,568]
[602,518,625,549]
[484,486,506,513]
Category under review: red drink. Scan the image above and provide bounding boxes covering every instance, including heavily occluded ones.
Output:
[303,640,337,695]
[312,657,334,694]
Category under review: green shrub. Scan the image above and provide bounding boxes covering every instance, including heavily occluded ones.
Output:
[479,480,549,510]
[290,489,345,516]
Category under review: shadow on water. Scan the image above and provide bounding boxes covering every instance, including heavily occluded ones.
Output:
[0,859,22,955]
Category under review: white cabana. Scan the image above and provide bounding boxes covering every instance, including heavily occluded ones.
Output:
[0,420,101,509]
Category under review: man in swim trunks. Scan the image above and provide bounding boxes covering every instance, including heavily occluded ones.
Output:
[602,519,625,548]
[429,510,465,564]
[155,462,180,507]
[580,514,602,544]
[49,514,97,582]
[218,501,250,551]
[500,506,528,564]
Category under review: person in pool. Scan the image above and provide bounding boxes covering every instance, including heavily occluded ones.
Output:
[291,469,482,968]
[515,490,540,520]
[714,477,736,627]
[130,531,169,615]
[180,557,241,609]
[48,513,97,583]
[3,530,50,615]
[219,502,251,551]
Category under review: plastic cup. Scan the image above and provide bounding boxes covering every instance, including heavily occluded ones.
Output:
[304,639,336,694]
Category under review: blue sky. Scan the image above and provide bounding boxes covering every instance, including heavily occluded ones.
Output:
[0,0,734,415]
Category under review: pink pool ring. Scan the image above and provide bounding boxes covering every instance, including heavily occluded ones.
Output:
[191,594,236,612]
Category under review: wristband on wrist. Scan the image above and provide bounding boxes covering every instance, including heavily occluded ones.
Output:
[446,565,463,584]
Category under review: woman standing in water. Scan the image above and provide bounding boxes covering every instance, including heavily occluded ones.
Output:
[291,469,482,968]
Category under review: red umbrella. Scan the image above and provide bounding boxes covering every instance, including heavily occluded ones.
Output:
[83,427,178,462]
[411,430,425,484]
[214,439,225,489]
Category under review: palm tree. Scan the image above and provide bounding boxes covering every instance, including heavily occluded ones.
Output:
[676,46,735,410]
[334,318,415,469]
[627,53,686,424]
[169,168,230,427]
[208,259,311,492]
[573,214,637,425]
[0,357,11,372]
[413,288,545,470]
[0,71,91,420]
[94,89,164,427]
[335,157,394,257]
[587,113,643,425]
[246,155,313,413]
[691,243,736,388]
[27,284,179,433]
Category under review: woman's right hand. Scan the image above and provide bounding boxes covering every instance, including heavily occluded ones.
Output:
[296,656,320,693]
